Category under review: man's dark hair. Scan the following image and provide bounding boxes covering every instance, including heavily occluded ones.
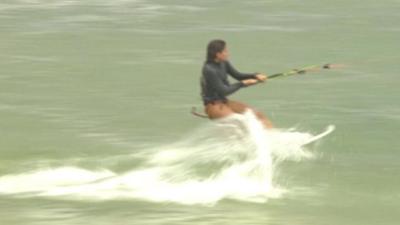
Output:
[206,39,226,62]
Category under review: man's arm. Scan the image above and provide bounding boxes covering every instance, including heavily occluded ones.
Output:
[226,61,257,81]
[204,68,244,97]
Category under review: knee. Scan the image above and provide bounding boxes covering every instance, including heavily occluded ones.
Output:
[227,100,248,114]
[252,109,265,119]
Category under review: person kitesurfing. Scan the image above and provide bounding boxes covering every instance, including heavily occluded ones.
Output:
[199,39,273,129]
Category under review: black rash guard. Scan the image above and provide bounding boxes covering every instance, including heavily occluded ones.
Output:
[200,60,257,105]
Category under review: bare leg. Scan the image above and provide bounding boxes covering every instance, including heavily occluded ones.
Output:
[227,100,274,129]
[204,101,235,119]
[251,110,273,129]
[204,101,249,138]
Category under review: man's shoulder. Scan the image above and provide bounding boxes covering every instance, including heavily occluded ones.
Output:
[202,62,217,74]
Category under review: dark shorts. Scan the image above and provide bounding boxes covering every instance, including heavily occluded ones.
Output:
[203,98,228,106]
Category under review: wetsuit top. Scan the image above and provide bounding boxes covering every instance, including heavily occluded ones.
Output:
[201,60,257,105]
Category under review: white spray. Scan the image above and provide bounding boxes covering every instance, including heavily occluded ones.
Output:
[0,110,333,205]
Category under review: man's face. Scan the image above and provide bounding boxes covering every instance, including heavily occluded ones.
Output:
[216,47,229,62]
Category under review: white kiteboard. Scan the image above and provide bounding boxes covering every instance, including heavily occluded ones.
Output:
[302,125,335,146]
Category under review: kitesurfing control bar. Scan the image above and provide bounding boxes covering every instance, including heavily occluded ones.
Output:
[267,63,333,80]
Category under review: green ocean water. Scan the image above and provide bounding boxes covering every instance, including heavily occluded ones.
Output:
[0,0,399,224]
